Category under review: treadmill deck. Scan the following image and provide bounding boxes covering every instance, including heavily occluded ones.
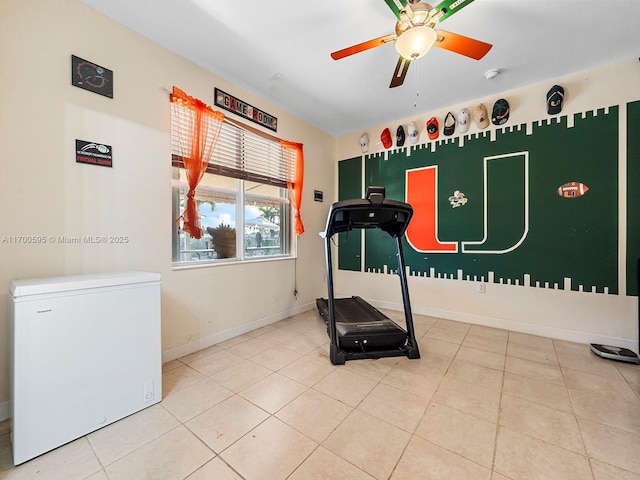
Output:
[316,296,408,350]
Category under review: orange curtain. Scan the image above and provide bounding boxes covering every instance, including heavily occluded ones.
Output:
[171,86,224,239]
[281,140,305,235]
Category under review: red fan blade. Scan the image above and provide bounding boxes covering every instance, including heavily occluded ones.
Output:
[434,30,492,60]
[389,55,411,88]
[331,34,397,60]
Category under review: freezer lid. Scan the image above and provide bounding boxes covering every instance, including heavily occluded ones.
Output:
[10,271,161,298]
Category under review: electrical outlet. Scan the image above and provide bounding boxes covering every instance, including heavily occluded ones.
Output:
[477,282,486,293]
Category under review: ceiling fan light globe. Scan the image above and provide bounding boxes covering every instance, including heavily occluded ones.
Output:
[395,26,437,60]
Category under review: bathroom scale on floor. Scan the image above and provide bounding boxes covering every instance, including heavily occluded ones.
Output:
[589,258,640,365]
[590,343,639,364]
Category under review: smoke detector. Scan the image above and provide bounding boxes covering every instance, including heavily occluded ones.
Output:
[484,69,500,80]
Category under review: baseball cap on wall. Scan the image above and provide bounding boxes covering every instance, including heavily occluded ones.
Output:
[474,104,489,129]
[381,127,392,149]
[547,85,565,115]
[360,133,369,153]
[426,117,439,140]
[396,125,406,147]
[407,121,420,144]
[443,112,456,136]
[458,108,470,133]
[491,98,510,125]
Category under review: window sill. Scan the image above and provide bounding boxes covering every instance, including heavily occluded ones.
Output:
[171,254,295,271]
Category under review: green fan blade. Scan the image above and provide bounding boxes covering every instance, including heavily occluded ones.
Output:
[432,0,475,22]
[383,0,409,21]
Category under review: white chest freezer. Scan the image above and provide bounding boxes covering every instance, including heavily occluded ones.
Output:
[9,271,162,465]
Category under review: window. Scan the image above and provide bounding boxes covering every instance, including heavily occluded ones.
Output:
[170,93,300,265]
[171,171,291,263]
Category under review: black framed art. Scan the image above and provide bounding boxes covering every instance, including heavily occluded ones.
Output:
[76,139,113,168]
[71,55,113,98]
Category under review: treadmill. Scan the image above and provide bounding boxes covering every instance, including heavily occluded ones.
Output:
[316,186,420,365]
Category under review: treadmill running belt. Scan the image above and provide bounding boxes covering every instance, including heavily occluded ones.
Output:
[331,297,388,323]
[318,297,408,351]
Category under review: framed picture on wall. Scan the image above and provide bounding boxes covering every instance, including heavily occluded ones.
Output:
[75,139,113,168]
[71,55,113,98]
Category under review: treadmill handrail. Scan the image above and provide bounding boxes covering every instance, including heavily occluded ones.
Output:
[321,197,413,239]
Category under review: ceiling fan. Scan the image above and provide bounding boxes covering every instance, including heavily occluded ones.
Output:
[331,0,492,88]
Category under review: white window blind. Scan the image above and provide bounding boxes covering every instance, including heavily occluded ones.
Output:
[171,107,294,188]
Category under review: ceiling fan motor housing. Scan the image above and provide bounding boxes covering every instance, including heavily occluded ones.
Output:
[396,2,434,36]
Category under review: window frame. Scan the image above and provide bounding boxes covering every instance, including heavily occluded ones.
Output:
[171,134,295,267]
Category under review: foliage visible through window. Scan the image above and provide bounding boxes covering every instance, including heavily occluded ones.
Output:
[171,107,294,264]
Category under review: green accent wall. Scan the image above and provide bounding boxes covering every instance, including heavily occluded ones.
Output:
[338,104,636,295]
[337,157,362,271]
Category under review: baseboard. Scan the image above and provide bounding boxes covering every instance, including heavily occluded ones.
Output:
[368,298,638,352]
[0,401,10,422]
[162,301,315,363]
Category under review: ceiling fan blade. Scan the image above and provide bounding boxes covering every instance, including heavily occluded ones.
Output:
[434,30,492,60]
[331,34,397,60]
[389,55,411,88]
[383,0,409,21]
[432,0,475,23]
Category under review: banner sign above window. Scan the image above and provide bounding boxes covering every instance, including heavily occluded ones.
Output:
[75,139,113,168]
[215,87,277,132]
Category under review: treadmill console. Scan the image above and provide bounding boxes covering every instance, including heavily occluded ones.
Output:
[322,186,413,238]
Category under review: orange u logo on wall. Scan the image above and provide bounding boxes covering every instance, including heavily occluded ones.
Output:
[405,166,458,252]
[405,152,529,255]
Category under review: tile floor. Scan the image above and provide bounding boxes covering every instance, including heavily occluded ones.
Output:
[1,309,640,479]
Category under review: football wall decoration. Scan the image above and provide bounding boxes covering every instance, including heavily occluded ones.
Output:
[557,182,589,198]
[338,101,640,297]
[75,139,113,168]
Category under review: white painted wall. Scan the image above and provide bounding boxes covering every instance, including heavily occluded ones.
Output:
[335,58,640,350]
[0,0,335,408]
